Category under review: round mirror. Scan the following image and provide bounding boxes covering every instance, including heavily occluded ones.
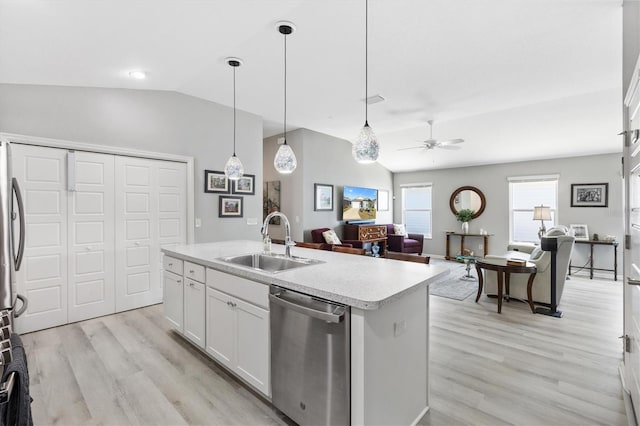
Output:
[450,186,486,219]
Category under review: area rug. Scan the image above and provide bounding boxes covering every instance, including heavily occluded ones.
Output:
[428,258,479,301]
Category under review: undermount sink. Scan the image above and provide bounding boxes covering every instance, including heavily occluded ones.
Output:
[219,253,324,273]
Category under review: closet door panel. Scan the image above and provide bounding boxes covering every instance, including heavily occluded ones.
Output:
[115,157,158,311]
[12,144,68,333]
[67,152,115,322]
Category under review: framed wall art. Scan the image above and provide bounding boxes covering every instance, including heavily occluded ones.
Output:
[232,173,255,195]
[205,170,230,193]
[569,224,589,241]
[314,183,333,211]
[219,195,243,218]
[570,183,608,207]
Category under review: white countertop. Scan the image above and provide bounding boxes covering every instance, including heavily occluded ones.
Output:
[162,240,449,310]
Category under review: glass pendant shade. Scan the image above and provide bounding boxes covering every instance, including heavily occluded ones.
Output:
[224,154,244,180]
[352,123,379,164]
[274,142,297,174]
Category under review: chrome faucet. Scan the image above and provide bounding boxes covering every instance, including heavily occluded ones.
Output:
[261,212,295,258]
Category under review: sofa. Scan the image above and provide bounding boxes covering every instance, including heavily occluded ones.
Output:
[385,224,424,255]
[481,226,575,305]
[310,228,364,251]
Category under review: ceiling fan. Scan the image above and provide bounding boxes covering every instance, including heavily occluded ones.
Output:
[398,120,464,151]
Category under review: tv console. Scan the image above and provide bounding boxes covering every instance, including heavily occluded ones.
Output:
[344,224,387,255]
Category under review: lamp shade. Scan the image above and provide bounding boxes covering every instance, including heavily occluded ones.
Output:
[533,205,552,221]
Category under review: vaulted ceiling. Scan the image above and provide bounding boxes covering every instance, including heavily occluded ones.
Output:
[0,0,623,172]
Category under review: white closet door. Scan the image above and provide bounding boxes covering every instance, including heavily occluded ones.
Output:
[115,157,159,311]
[156,160,187,302]
[67,152,115,322]
[12,144,68,333]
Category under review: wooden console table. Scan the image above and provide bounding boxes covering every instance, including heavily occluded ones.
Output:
[568,239,618,280]
[475,260,537,314]
[445,232,492,260]
[344,224,388,256]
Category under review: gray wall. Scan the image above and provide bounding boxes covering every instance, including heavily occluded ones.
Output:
[394,153,624,273]
[264,128,393,242]
[0,83,264,243]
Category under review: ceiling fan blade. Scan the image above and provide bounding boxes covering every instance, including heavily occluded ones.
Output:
[437,138,464,145]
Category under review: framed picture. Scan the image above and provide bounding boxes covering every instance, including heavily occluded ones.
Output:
[570,224,589,241]
[205,170,229,193]
[232,174,255,195]
[378,189,389,211]
[571,183,608,207]
[314,183,333,211]
[219,196,243,218]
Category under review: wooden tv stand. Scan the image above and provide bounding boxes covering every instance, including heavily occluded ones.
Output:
[344,224,387,255]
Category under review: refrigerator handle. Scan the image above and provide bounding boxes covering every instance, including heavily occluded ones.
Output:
[12,178,25,271]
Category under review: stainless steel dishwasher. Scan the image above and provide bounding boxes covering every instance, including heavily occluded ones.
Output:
[270,285,350,425]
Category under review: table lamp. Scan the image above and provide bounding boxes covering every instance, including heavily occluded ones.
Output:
[533,205,552,239]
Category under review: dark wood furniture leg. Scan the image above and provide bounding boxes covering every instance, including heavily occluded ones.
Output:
[483,235,489,257]
[446,234,451,260]
[614,243,618,281]
[589,243,594,279]
[505,272,510,302]
[526,272,538,313]
[475,265,483,302]
[460,236,465,257]
[497,271,504,314]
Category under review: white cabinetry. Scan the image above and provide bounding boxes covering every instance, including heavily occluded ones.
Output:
[162,270,183,332]
[206,268,270,396]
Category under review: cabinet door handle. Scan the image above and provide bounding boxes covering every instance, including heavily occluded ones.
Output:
[177,279,182,283]
[628,277,640,286]
[189,269,195,274]
[168,263,173,267]
[189,282,194,288]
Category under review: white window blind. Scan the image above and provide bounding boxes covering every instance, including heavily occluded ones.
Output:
[509,177,558,243]
[402,185,432,238]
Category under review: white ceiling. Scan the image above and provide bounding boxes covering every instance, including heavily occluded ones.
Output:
[0,0,623,172]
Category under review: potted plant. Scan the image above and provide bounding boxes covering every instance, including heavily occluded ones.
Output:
[456,209,475,234]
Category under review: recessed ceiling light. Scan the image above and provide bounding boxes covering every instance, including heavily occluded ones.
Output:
[128,70,147,80]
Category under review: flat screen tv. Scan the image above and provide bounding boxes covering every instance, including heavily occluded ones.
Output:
[342,186,378,222]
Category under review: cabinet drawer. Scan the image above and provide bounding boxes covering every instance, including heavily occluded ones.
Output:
[163,256,184,275]
[184,261,205,283]
[206,268,269,309]
[360,225,386,240]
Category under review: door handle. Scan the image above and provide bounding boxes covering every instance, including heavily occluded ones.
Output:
[269,293,345,323]
[13,294,27,318]
[628,277,640,286]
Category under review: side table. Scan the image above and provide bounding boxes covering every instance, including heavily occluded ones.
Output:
[475,260,537,314]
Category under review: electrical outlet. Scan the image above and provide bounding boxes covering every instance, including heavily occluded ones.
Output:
[394,320,407,337]
[195,218,201,228]
[247,217,257,225]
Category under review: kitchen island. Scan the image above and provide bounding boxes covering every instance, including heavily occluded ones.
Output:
[162,240,448,425]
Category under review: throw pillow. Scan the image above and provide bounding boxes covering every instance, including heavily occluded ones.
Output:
[530,247,544,260]
[393,224,408,237]
[322,229,342,245]
[545,226,568,236]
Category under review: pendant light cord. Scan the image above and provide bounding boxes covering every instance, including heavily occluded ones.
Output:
[365,0,368,125]
[284,31,288,144]
[233,65,237,156]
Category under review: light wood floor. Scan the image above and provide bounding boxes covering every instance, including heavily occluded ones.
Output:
[22,270,626,425]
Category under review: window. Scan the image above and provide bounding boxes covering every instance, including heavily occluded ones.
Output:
[401,185,432,238]
[509,176,558,243]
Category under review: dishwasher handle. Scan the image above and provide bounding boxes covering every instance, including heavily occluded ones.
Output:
[269,293,345,323]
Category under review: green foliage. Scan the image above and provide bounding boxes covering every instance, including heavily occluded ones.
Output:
[456,209,474,222]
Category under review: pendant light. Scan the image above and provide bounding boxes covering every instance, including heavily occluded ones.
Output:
[352,0,379,164]
[274,22,298,174]
[224,58,244,180]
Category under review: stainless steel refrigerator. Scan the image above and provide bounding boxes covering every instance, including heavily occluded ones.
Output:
[0,141,26,320]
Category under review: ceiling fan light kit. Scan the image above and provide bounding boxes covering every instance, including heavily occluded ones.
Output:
[352,0,380,164]
[224,58,245,180]
[274,22,298,174]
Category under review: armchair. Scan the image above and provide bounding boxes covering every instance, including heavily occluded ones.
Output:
[385,224,424,255]
[310,228,364,251]
[482,231,575,305]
